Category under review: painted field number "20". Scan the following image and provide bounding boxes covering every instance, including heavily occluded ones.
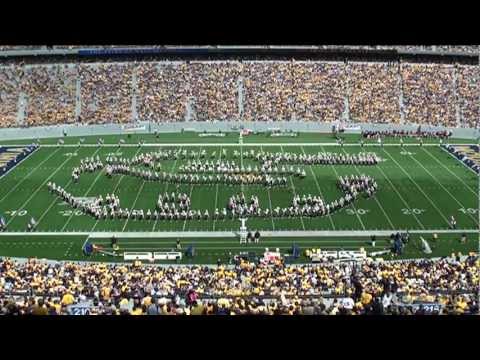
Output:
[402,208,425,215]
[346,209,370,216]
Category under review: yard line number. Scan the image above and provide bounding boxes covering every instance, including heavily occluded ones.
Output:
[59,210,84,217]
[458,208,478,215]
[402,208,426,215]
[4,210,28,217]
[346,208,370,216]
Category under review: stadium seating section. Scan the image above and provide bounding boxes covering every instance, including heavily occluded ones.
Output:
[0,61,478,128]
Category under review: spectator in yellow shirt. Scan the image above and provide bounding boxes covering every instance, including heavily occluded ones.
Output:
[61,291,75,306]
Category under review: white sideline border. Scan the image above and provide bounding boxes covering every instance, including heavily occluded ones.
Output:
[0,229,476,238]
[1,143,477,148]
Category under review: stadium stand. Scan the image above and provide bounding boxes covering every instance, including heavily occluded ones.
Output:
[348,62,401,123]
[0,60,477,128]
[23,65,77,126]
[79,63,133,124]
[0,255,477,315]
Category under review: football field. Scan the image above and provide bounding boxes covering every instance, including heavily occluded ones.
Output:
[0,132,478,263]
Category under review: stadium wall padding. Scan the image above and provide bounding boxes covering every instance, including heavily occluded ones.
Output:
[0,122,478,142]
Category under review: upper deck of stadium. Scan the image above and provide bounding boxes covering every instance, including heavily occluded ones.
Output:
[0,45,478,131]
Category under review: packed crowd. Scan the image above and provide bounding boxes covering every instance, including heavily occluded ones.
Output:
[0,254,477,315]
[242,62,346,121]
[23,65,77,126]
[0,61,478,128]
[401,64,457,127]
[79,63,133,124]
[349,62,401,123]
[456,65,480,129]
[0,66,23,128]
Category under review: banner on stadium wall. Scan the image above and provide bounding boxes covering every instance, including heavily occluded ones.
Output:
[121,125,146,132]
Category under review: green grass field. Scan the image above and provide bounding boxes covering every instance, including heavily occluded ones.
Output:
[0,132,478,263]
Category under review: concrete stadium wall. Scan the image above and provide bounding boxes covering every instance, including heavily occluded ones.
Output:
[0,122,479,142]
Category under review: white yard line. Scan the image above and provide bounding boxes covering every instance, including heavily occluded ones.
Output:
[280,145,306,231]
[382,148,451,226]
[240,143,244,193]
[319,145,366,231]
[59,148,103,231]
[153,146,182,232]
[375,164,425,229]
[6,151,75,226]
[260,146,276,230]
[212,146,222,231]
[300,146,336,230]
[423,147,477,195]
[36,178,73,228]
[407,152,478,223]
[0,147,61,203]
[339,147,395,230]
[182,146,202,232]
[122,181,146,232]
[90,147,143,232]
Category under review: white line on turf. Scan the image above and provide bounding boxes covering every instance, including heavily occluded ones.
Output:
[182,146,202,232]
[90,147,143,232]
[300,146,336,230]
[59,148,103,231]
[92,239,380,245]
[6,149,76,226]
[0,147,61,203]
[279,145,306,230]
[212,146,222,231]
[340,147,395,230]
[122,180,146,232]
[407,151,478,223]
[260,146,276,230]
[382,148,451,226]
[319,145,366,231]
[153,146,182,232]
[423,147,477,195]
[374,162,425,229]
[0,228,466,237]
[10,143,475,148]
[36,178,74,228]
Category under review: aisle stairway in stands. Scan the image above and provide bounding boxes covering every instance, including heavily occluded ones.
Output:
[398,62,406,124]
[75,65,81,122]
[452,65,461,128]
